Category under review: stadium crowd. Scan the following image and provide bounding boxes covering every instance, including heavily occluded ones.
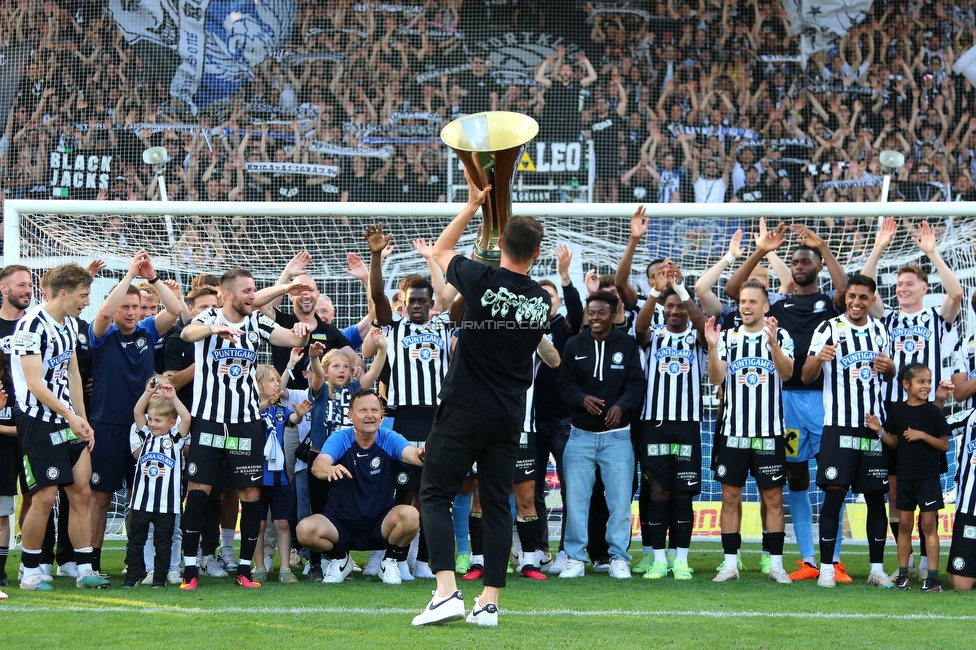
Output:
[3,0,976,624]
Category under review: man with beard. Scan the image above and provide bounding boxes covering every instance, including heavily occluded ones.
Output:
[176,268,311,590]
[725,223,850,582]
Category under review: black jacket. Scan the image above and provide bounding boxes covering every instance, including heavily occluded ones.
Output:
[558,327,646,432]
[535,281,584,420]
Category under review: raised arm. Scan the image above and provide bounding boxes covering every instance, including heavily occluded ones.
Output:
[704,317,726,385]
[725,222,788,300]
[93,250,150,339]
[860,217,897,317]
[358,329,388,387]
[614,205,647,310]
[913,220,963,324]
[695,229,744,316]
[793,224,849,308]
[364,223,394,326]
[432,169,490,273]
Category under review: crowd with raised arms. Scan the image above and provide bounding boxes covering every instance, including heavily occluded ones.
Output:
[1,189,976,618]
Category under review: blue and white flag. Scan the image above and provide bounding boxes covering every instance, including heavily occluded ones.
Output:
[108,0,296,113]
[782,0,873,67]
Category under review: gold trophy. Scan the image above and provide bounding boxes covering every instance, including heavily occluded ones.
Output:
[440,111,539,267]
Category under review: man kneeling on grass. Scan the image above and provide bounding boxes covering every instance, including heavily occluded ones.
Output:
[296,388,423,585]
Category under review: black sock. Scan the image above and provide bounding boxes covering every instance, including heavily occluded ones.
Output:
[385,544,409,562]
[416,524,429,563]
[469,514,484,557]
[761,532,769,554]
[237,500,264,574]
[181,489,209,580]
[309,551,321,567]
[890,519,900,542]
[22,548,41,570]
[75,548,95,569]
[670,498,694,549]
[639,478,653,547]
[819,489,846,565]
[865,493,887,564]
[721,532,741,555]
[647,499,669,550]
[766,532,786,556]
[325,548,346,561]
[92,547,102,573]
[0,545,8,577]
[928,569,940,583]
[516,518,538,559]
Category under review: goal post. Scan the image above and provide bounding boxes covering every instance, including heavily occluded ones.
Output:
[6,198,975,543]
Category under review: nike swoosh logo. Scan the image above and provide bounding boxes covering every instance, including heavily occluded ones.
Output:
[338,559,350,572]
[882,480,889,485]
[250,476,261,482]
[771,475,784,481]
[524,469,535,475]
[783,304,795,308]
[575,356,587,360]
[357,452,369,457]
[687,480,699,486]
[925,500,937,506]
[428,593,460,610]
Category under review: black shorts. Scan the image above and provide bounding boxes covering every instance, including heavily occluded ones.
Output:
[514,430,537,483]
[393,406,436,492]
[948,512,976,577]
[261,483,297,524]
[640,420,702,495]
[186,419,265,489]
[0,436,19,496]
[89,420,136,493]
[710,426,725,473]
[714,435,786,489]
[816,425,890,494]
[324,506,395,553]
[16,413,87,494]
[896,476,944,512]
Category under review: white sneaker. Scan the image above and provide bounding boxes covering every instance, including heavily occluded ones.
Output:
[202,555,228,578]
[167,570,182,585]
[413,560,436,579]
[538,551,553,572]
[218,546,238,571]
[322,554,353,584]
[141,571,155,586]
[609,559,632,579]
[363,550,384,577]
[412,589,465,626]
[712,566,739,583]
[56,562,79,578]
[768,567,793,584]
[380,558,402,585]
[549,550,568,574]
[39,564,54,583]
[466,595,499,626]
[818,567,836,589]
[398,560,415,581]
[0,589,7,600]
[559,559,585,578]
[263,553,275,572]
[867,570,894,589]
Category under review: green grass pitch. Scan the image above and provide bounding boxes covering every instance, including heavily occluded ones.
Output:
[2,542,973,649]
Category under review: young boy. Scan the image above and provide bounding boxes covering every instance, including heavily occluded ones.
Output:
[867,363,951,592]
[123,378,191,588]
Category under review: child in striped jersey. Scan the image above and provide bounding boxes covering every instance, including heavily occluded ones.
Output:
[252,365,312,585]
[123,377,190,588]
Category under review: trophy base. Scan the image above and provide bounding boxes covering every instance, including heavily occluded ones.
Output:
[472,245,501,268]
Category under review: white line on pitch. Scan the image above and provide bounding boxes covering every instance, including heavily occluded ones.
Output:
[2,604,975,621]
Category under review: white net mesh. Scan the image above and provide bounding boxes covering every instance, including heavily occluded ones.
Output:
[10,203,976,542]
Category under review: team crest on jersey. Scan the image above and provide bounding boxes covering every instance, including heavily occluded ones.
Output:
[135,337,147,349]
[47,467,60,480]
[77,333,87,345]
[895,338,918,354]
[716,464,727,477]
[188,462,198,476]
[851,365,877,382]
[396,472,408,485]
[875,335,886,347]
[660,360,690,376]
[612,352,624,364]
[248,331,259,343]
[824,467,838,480]
[920,311,930,324]
[370,457,381,469]
[683,333,696,345]
[220,361,249,378]
[145,464,167,478]
[162,438,173,449]
[91,472,100,484]
[410,346,440,361]
[814,300,826,312]
[276,410,285,423]
[738,370,768,386]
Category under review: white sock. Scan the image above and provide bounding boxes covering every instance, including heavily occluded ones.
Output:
[471,554,484,567]
[870,562,884,574]
[642,545,653,555]
[675,548,689,562]
[820,562,834,575]
[221,529,235,549]
[724,554,738,569]
[770,555,783,571]
[77,563,93,576]
[802,556,816,565]
[653,549,667,563]
[832,553,841,563]
[908,554,916,569]
[919,556,929,570]
[39,563,53,575]
[185,556,198,567]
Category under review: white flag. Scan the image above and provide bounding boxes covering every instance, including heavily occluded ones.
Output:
[781,0,874,66]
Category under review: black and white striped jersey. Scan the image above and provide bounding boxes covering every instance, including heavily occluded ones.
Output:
[953,334,976,409]
[382,313,454,408]
[10,306,78,424]
[956,411,976,516]
[129,425,185,514]
[191,308,276,423]
[809,315,890,428]
[882,306,952,403]
[716,326,794,438]
[641,325,706,422]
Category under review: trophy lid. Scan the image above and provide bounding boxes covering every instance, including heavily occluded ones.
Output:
[440,111,539,152]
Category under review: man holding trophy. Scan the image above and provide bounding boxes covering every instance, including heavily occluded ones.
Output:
[412,113,551,627]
